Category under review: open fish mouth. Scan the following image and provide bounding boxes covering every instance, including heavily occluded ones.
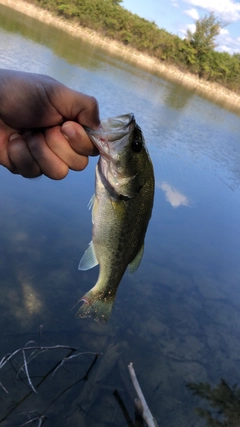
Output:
[83,113,136,152]
[100,113,135,133]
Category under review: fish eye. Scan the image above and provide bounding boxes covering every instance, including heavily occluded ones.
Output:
[131,139,142,152]
[131,125,143,152]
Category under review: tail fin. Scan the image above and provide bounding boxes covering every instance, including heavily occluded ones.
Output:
[75,290,115,323]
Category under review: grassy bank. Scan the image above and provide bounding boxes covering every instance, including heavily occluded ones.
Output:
[1,0,240,114]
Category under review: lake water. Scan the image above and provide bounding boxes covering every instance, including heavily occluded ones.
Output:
[1,4,240,427]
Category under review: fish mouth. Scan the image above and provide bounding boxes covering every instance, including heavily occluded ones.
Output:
[100,113,135,134]
[83,113,136,152]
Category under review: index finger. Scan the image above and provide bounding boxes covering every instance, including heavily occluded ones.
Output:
[49,84,100,130]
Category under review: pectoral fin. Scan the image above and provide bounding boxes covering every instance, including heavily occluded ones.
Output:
[128,243,144,274]
[88,195,95,210]
[78,241,99,270]
[88,195,98,225]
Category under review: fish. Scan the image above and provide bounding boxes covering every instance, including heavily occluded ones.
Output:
[76,113,154,323]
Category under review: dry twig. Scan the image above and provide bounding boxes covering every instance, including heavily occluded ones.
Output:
[19,413,47,427]
[0,343,94,394]
[128,362,159,427]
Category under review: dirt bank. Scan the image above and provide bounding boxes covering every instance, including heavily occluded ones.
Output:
[1,0,240,114]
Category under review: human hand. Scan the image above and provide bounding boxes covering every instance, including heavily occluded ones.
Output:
[0,69,100,179]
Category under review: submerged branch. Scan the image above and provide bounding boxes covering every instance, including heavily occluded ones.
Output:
[0,345,78,369]
[19,414,47,427]
[113,389,135,427]
[0,344,96,394]
[22,349,37,394]
[0,348,100,424]
[52,351,100,378]
[128,362,159,427]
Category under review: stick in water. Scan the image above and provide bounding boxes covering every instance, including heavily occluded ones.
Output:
[128,362,159,427]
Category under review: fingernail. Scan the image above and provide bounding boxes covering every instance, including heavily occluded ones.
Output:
[62,124,76,139]
[9,133,21,142]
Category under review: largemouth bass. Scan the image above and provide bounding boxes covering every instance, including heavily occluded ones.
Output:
[76,113,154,323]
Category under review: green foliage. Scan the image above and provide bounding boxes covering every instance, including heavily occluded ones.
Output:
[27,0,240,93]
[186,12,222,78]
[187,379,240,426]
[186,12,221,51]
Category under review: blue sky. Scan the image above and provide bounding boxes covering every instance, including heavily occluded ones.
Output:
[121,0,240,54]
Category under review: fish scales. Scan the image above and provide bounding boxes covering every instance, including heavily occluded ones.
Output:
[93,165,153,291]
[76,113,154,323]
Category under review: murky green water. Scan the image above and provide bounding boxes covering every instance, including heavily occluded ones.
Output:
[1,4,240,426]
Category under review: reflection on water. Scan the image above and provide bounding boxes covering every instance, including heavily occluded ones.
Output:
[159,182,190,208]
[0,4,240,426]
[0,3,103,72]
[187,379,240,426]
[164,82,195,110]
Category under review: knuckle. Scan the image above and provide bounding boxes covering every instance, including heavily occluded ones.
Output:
[83,95,99,115]
[89,96,99,117]
[89,95,98,108]
[45,127,60,149]
[50,164,69,180]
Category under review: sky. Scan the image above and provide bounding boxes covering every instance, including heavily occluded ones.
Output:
[121,0,240,54]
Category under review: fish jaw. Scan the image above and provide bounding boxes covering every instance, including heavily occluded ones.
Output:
[85,114,149,199]
[84,113,135,157]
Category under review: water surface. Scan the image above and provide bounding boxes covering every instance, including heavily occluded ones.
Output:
[0,4,240,426]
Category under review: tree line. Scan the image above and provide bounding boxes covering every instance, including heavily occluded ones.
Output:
[28,0,240,93]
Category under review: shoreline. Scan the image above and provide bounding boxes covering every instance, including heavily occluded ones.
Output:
[1,0,240,114]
